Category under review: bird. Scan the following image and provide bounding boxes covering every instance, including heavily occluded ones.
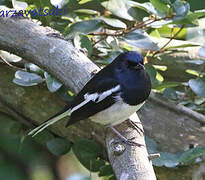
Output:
[29,51,151,145]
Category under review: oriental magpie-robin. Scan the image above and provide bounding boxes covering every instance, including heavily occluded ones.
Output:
[29,51,151,145]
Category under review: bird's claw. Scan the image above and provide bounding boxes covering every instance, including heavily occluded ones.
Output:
[113,137,144,147]
[124,138,144,147]
[127,119,144,135]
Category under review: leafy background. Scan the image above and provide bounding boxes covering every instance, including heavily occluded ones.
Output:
[0,0,205,179]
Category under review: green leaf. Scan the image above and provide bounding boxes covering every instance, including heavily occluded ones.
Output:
[74,34,93,56]
[10,123,22,135]
[46,138,72,156]
[13,70,43,86]
[173,0,190,20]
[165,43,200,50]
[89,159,105,172]
[44,72,62,92]
[99,165,114,177]
[65,20,102,39]
[101,0,136,21]
[148,19,173,28]
[121,30,160,50]
[179,146,205,165]
[72,138,103,171]
[74,9,99,15]
[24,63,44,75]
[161,0,171,4]
[50,21,70,33]
[78,0,93,4]
[155,82,182,90]
[163,88,178,100]
[12,0,28,10]
[153,65,167,71]
[72,138,102,160]
[152,152,181,167]
[33,130,54,145]
[65,174,90,180]
[0,0,7,6]
[109,176,116,180]
[186,69,199,76]
[149,0,169,14]
[156,71,164,82]
[99,17,127,29]
[128,1,158,15]
[0,161,25,180]
[57,86,74,101]
[191,9,205,19]
[50,0,67,8]
[73,156,105,172]
[199,45,205,58]
[186,27,205,43]
[150,29,161,38]
[145,64,159,87]
[0,50,22,62]
[172,11,199,26]
[189,78,205,98]
[157,26,187,39]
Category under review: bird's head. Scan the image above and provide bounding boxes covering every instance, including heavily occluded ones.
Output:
[113,51,145,71]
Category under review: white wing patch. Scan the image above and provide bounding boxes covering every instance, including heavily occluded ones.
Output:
[94,85,120,103]
[70,93,98,113]
[70,85,120,114]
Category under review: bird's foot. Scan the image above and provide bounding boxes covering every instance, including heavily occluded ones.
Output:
[113,137,143,147]
[124,137,144,147]
[126,119,144,135]
[108,125,144,147]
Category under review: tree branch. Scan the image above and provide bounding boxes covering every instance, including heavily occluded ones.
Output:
[0,17,156,179]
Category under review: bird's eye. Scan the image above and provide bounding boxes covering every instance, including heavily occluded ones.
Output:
[127,61,136,67]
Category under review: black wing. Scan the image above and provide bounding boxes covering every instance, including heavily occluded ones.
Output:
[66,74,120,126]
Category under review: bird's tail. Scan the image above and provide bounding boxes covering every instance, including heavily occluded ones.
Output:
[28,106,71,137]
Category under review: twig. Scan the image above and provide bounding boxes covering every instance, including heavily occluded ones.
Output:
[149,93,205,124]
[152,25,185,57]
[93,36,107,46]
[90,16,173,37]
[160,25,185,50]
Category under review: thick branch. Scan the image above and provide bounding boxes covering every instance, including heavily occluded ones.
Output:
[0,17,156,179]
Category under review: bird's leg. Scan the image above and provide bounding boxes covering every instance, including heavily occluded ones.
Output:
[126,119,144,135]
[108,125,144,147]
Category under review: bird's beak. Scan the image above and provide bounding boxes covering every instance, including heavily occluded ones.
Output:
[140,63,145,70]
[134,63,145,70]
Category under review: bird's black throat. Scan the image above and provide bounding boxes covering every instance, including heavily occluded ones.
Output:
[115,66,151,106]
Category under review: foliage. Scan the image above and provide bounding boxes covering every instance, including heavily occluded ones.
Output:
[46,137,72,156]
[0,115,57,180]
[146,137,205,167]
[0,0,205,179]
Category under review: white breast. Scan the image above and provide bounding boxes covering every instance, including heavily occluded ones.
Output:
[90,98,145,126]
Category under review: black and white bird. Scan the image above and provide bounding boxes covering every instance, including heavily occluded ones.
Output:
[29,51,151,144]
